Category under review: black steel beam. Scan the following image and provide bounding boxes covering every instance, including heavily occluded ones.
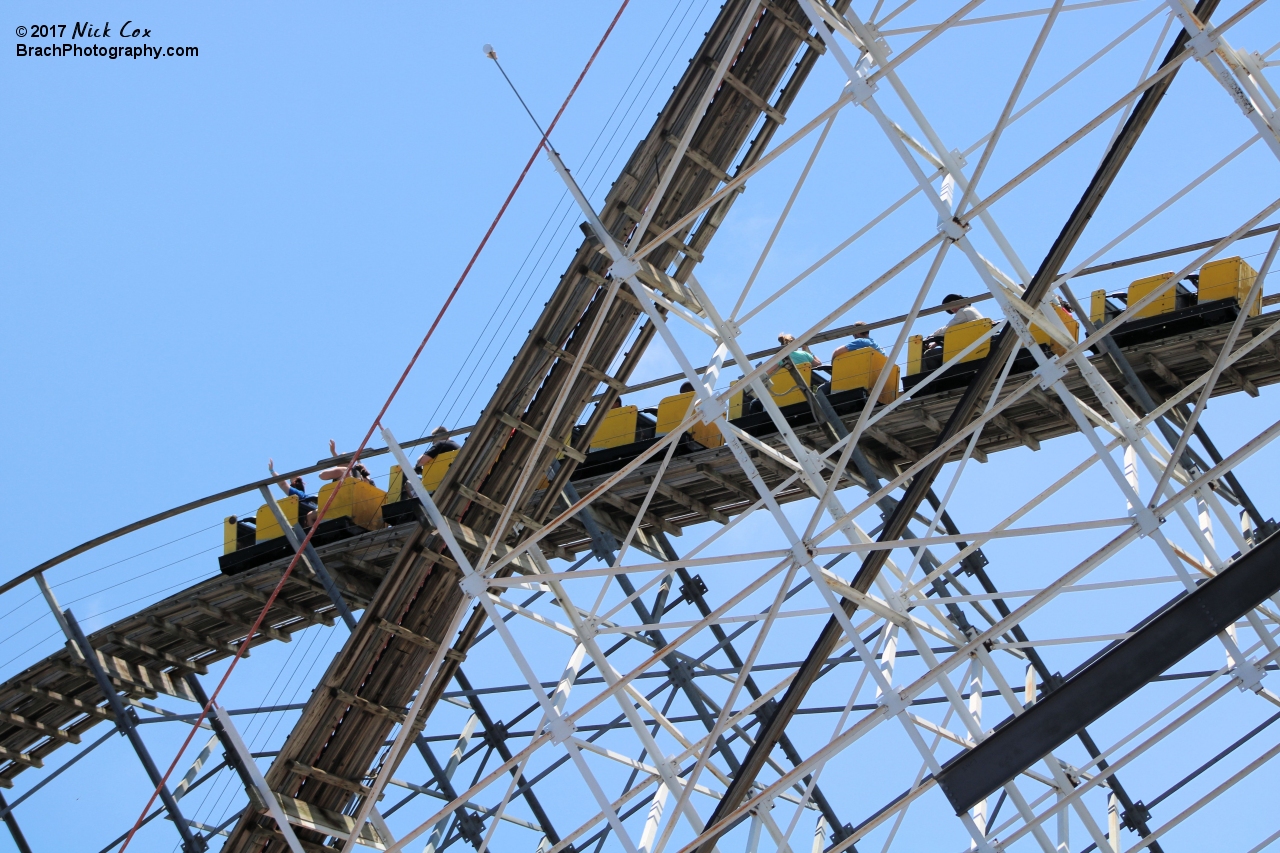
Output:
[452,668,561,845]
[0,791,32,853]
[935,530,1280,814]
[692,3,1219,847]
[64,610,206,853]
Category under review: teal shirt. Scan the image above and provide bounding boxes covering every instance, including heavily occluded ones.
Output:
[786,349,815,365]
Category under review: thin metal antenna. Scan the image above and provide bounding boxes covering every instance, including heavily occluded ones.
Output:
[484,44,557,153]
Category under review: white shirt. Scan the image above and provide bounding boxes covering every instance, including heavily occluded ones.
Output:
[932,304,983,337]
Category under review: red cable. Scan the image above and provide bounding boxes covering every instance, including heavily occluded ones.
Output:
[118,3,631,848]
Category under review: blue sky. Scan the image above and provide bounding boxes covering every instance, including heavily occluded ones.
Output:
[4,1,1280,851]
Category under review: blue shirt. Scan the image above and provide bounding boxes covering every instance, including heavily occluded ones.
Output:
[786,349,815,365]
[845,338,881,354]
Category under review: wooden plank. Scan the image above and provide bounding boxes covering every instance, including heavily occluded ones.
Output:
[444,518,541,576]
[373,619,439,652]
[696,463,757,503]
[497,411,587,463]
[537,338,628,393]
[761,0,824,51]
[990,413,1040,452]
[331,688,405,724]
[191,601,291,644]
[148,615,246,658]
[721,70,787,126]
[106,632,208,675]
[865,426,920,463]
[50,659,158,699]
[289,761,371,796]
[0,746,41,769]
[1196,341,1259,396]
[14,684,114,722]
[456,484,543,532]
[598,491,682,537]
[0,709,80,744]
[274,794,386,849]
[233,584,335,629]
[664,133,731,183]
[1144,352,1185,390]
[86,649,199,703]
[646,477,730,524]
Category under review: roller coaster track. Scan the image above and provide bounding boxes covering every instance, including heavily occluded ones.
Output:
[6,2,1280,852]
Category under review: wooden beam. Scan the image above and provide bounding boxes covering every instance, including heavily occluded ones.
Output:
[233,584,335,629]
[1196,341,1259,397]
[191,601,291,644]
[664,133,731,183]
[456,484,543,531]
[497,411,586,463]
[106,633,208,675]
[0,746,41,769]
[373,619,439,653]
[273,794,387,849]
[598,491,682,537]
[864,426,920,463]
[761,0,824,51]
[0,709,80,744]
[1144,352,1185,390]
[646,477,730,525]
[990,413,1041,451]
[290,761,372,796]
[537,338,628,393]
[696,463,756,503]
[720,70,787,126]
[147,615,246,658]
[14,684,113,722]
[331,688,405,724]
[49,660,157,699]
[443,518,540,575]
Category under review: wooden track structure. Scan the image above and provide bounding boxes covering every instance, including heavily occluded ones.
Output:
[225,2,843,848]
[0,296,1275,836]
[1,1,1278,849]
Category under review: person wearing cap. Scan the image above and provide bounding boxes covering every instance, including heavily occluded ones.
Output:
[416,426,461,474]
[931,293,983,337]
[831,321,882,357]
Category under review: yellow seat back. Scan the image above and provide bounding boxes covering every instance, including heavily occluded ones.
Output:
[729,390,745,420]
[420,449,458,493]
[386,465,406,503]
[592,405,639,450]
[255,495,300,543]
[1128,272,1177,319]
[908,335,923,376]
[831,348,898,403]
[316,479,387,531]
[944,318,993,364]
[765,361,811,407]
[655,391,723,447]
[224,516,255,554]
[1199,256,1260,316]
[1090,289,1109,325]
[1030,304,1079,355]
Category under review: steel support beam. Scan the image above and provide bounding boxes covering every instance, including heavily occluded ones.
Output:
[63,610,206,853]
[0,791,32,853]
[936,529,1280,813]
[693,4,1220,845]
[452,668,561,846]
